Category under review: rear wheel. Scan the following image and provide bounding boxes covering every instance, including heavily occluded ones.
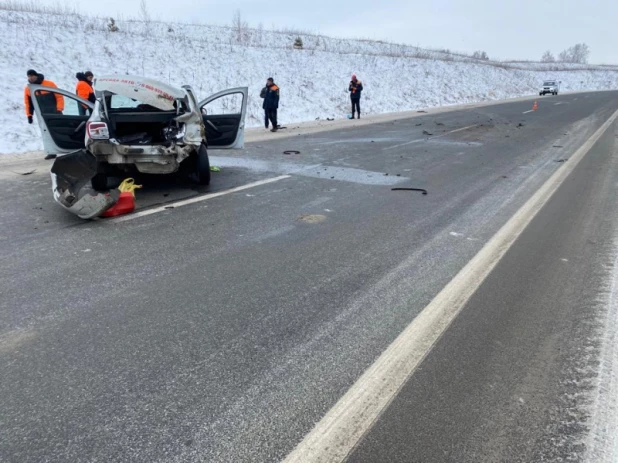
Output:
[195,143,211,186]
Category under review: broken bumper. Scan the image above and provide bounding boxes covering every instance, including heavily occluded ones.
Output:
[50,150,119,219]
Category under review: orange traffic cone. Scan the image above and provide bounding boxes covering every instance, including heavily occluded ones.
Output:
[532,101,538,111]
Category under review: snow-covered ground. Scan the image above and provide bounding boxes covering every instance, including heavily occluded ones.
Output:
[585,235,618,463]
[1,8,618,154]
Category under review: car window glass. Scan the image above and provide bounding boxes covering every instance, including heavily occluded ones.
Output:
[202,93,244,115]
[110,94,142,109]
[35,90,87,116]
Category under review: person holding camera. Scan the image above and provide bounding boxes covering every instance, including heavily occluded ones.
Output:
[349,74,363,119]
[260,77,280,132]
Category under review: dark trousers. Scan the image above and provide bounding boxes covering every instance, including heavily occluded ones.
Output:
[267,108,278,128]
[264,110,269,128]
[351,98,360,116]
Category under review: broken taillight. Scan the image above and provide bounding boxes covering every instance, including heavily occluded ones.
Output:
[87,122,109,140]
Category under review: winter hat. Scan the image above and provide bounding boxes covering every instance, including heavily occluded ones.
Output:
[85,71,94,78]
[27,69,38,76]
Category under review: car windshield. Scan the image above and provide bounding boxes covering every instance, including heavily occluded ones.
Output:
[107,93,186,112]
[110,94,142,109]
[544,82,555,86]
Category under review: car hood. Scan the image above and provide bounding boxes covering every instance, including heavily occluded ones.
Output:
[95,75,186,111]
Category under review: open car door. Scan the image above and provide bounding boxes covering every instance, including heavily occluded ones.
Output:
[28,85,94,155]
[29,85,116,219]
[198,87,248,149]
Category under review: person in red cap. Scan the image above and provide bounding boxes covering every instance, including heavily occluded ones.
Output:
[348,74,363,119]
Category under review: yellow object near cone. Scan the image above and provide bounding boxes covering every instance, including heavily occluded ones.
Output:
[117,178,142,196]
[532,101,538,111]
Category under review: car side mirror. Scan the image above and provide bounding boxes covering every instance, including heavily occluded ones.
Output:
[202,108,208,116]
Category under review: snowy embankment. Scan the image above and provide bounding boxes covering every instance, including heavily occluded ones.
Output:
[1,8,618,154]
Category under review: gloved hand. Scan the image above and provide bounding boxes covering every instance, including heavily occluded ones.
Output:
[28,116,33,124]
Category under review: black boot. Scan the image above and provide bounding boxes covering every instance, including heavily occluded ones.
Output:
[44,154,56,160]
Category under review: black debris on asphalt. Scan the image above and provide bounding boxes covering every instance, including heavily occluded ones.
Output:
[392,187,428,195]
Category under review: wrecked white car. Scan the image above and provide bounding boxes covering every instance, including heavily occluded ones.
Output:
[29,76,248,218]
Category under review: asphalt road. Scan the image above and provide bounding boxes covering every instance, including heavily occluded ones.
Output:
[1,92,618,462]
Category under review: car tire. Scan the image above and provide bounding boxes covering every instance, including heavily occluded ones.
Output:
[196,143,211,186]
[91,173,108,191]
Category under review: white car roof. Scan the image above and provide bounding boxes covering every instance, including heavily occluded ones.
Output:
[94,75,186,111]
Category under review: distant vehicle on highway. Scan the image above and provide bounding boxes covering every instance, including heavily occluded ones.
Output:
[539,80,560,96]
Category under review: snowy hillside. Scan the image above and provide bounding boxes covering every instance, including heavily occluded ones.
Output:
[2,7,618,154]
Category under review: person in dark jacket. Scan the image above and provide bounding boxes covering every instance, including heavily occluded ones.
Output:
[259,85,269,129]
[260,78,280,132]
[348,74,363,119]
[75,71,96,115]
[24,69,64,159]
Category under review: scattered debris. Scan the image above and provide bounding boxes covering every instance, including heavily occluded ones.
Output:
[555,159,568,163]
[505,135,510,138]
[422,130,433,136]
[164,206,175,209]
[210,166,221,172]
[283,150,301,155]
[552,145,563,148]
[415,123,423,126]
[326,118,335,121]
[12,169,36,176]
[502,175,508,178]
[417,110,428,113]
[434,121,444,126]
[517,123,525,128]
[391,187,428,195]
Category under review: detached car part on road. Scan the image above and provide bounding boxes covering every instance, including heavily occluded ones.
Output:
[29,76,248,218]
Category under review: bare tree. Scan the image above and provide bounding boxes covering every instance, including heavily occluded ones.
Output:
[232,9,249,44]
[558,43,590,64]
[541,50,555,63]
[139,0,151,29]
[472,50,489,61]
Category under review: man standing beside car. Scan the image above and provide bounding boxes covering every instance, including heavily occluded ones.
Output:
[24,69,64,159]
[261,77,280,132]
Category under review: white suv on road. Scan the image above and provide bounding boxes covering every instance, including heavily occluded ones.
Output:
[539,80,560,96]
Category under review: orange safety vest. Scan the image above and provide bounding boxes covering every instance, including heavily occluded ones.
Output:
[24,80,65,117]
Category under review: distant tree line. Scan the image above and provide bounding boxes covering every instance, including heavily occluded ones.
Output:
[541,44,590,64]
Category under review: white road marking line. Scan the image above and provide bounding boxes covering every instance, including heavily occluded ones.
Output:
[382,124,477,151]
[522,109,535,114]
[107,175,291,223]
[283,108,618,463]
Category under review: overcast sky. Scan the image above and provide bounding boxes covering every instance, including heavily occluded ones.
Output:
[55,0,618,63]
